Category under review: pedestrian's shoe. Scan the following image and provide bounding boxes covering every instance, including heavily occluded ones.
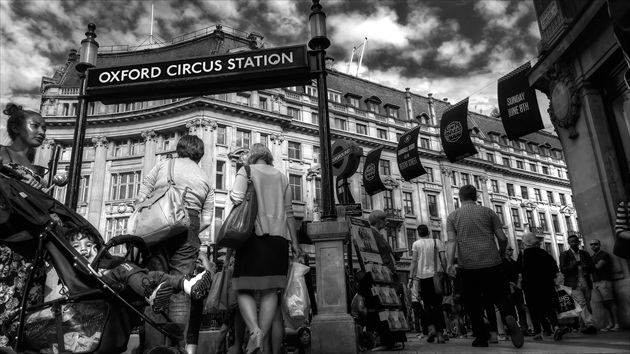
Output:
[581,325,597,335]
[497,333,508,341]
[610,325,620,332]
[146,282,173,314]
[600,325,612,332]
[533,334,543,341]
[427,329,437,343]
[506,315,525,348]
[521,327,531,336]
[471,334,490,347]
[183,270,214,300]
[554,326,570,341]
[489,332,499,344]
[437,332,446,344]
[246,329,263,354]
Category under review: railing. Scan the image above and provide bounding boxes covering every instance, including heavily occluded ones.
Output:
[285,91,300,100]
[61,88,79,95]
[384,208,404,219]
[331,103,346,112]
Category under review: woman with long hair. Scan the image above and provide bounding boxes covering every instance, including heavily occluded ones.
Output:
[0,103,48,347]
[229,143,302,354]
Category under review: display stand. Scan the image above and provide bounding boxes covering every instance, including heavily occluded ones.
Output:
[349,217,408,349]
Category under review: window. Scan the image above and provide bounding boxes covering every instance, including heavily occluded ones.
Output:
[260,133,270,147]
[287,107,301,120]
[305,85,317,97]
[113,140,129,157]
[379,160,390,176]
[547,191,555,204]
[383,190,394,210]
[327,91,341,103]
[105,217,129,254]
[289,175,303,201]
[550,214,560,233]
[403,192,414,215]
[461,173,470,186]
[539,212,549,231]
[235,92,250,106]
[82,142,95,160]
[502,157,511,167]
[216,161,225,190]
[428,194,438,217]
[288,141,301,160]
[526,210,535,227]
[473,175,481,189]
[491,135,499,143]
[131,139,144,156]
[495,205,505,224]
[259,97,268,110]
[386,106,399,118]
[507,183,515,197]
[530,163,537,172]
[348,96,360,108]
[386,227,398,249]
[557,169,564,178]
[356,123,368,135]
[78,175,91,204]
[314,178,322,208]
[62,103,69,116]
[407,228,416,252]
[432,230,441,240]
[377,128,388,140]
[516,160,524,169]
[453,197,460,209]
[88,102,96,115]
[109,171,142,200]
[565,215,573,231]
[501,136,509,145]
[367,101,380,113]
[396,133,402,141]
[361,186,372,210]
[534,188,542,201]
[491,179,499,193]
[310,112,318,124]
[236,129,251,149]
[420,138,430,149]
[450,172,458,186]
[162,133,176,151]
[217,126,226,145]
[333,117,347,130]
[542,166,549,175]
[511,208,521,228]
[521,186,529,199]
[559,193,566,206]
[424,167,434,182]
[313,146,320,164]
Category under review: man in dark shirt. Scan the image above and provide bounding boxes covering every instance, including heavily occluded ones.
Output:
[505,246,529,335]
[589,239,620,331]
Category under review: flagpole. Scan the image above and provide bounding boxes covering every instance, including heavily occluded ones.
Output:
[356,37,367,77]
[346,47,355,74]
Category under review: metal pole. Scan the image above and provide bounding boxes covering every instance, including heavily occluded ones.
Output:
[313,46,336,221]
[65,72,89,209]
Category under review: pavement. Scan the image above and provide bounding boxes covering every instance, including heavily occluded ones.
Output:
[370,330,630,354]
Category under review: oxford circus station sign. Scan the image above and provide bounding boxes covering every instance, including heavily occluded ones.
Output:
[86,45,312,103]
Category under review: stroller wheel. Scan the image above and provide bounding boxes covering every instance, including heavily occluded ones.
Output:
[359,331,376,350]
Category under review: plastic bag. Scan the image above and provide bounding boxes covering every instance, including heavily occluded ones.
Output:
[556,285,583,320]
[282,262,311,330]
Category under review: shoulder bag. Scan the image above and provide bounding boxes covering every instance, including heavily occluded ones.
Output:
[613,201,630,259]
[216,164,257,249]
[127,159,190,247]
[432,239,451,295]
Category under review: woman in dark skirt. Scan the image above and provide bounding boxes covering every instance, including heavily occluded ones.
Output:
[230,143,303,354]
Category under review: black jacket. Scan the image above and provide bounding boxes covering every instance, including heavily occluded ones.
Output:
[560,249,594,289]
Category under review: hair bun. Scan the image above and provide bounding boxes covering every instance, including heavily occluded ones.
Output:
[3,103,23,117]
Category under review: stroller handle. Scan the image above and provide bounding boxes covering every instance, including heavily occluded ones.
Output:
[92,234,151,269]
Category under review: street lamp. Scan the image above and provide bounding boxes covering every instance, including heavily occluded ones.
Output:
[66,23,98,209]
[309,0,335,220]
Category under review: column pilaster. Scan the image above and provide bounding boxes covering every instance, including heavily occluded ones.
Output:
[87,136,108,227]
[270,133,285,169]
[141,130,158,178]
[441,167,454,213]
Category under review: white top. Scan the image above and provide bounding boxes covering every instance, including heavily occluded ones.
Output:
[411,238,446,279]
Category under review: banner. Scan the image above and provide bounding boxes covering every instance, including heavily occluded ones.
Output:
[362,146,387,196]
[440,98,478,163]
[396,125,426,181]
[497,62,544,140]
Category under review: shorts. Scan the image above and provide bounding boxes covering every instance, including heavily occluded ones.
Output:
[592,280,614,301]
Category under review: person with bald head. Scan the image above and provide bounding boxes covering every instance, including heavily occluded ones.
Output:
[517,232,567,341]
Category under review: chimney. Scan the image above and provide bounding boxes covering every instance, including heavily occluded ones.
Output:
[325,56,335,71]
[67,49,77,62]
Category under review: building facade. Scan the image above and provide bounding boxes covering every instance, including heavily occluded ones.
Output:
[37,25,575,276]
[529,0,630,327]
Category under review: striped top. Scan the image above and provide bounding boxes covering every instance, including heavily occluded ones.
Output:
[616,201,629,237]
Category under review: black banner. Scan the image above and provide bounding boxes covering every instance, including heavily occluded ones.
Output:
[497,62,544,140]
[440,98,478,163]
[396,125,426,181]
[362,146,387,196]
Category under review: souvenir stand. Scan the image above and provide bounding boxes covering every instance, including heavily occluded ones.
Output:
[349,217,408,349]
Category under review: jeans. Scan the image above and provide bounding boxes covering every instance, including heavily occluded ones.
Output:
[459,264,516,340]
[144,210,200,348]
[414,278,446,332]
[571,284,594,327]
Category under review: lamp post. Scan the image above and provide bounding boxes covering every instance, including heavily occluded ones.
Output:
[66,23,98,209]
[309,0,335,221]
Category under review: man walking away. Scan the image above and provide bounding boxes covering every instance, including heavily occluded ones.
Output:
[560,234,597,334]
[409,224,447,344]
[589,239,620,331]
[446,185,524,348]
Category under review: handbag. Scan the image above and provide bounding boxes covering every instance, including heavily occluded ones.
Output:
[556,285,583,320]
[613,201,630,259]
[127,159,190,247]
[282,261,311,330]
[216,164,257,249]
[205,249,237,312]
[432,239,450,295]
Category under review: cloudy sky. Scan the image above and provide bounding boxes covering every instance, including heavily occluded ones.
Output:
[0,0,552,130]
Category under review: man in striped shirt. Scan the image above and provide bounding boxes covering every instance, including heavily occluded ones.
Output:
[446,184,523,348]
[614,201,630,259]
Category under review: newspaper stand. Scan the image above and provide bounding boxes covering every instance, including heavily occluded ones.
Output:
[349,217,408,349]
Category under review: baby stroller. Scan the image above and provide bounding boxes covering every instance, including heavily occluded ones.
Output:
[0,166,184,354]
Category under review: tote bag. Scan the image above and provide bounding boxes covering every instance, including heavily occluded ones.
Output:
[127,159,190,247]
[216,164,257,249]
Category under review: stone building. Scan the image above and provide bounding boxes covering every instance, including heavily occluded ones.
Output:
[37,25,574,278]
[529,0,629,327]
